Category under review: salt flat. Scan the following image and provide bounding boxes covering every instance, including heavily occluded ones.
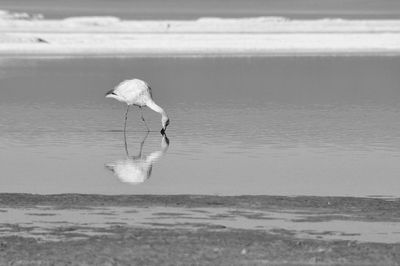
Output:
[1,10,400,55]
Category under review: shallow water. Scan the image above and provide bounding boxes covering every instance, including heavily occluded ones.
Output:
[0,56,400,196]
[2,0,400,20]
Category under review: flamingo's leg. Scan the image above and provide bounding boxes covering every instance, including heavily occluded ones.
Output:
[130,131,149,159]
[124,105,130,155]
[139,106,150,132]
[124,105,130,133]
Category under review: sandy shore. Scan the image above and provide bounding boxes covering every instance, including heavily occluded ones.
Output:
[0,194,399,265]
[1,10,400,56]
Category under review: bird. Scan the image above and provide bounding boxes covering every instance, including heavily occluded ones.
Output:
[105,132,170,185]
[105,79,170,134]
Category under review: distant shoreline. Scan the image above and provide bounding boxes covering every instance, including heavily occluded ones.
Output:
[1,33,400,56]
[1,49,400,57]
[1,11,400,55]
[2,52,400,58]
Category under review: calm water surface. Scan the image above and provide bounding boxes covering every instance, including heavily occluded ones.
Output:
[2,0,400,19]
[0,56,399,196]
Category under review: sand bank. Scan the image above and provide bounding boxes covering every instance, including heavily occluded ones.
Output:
[1,10,400,56]
[0,194,399,265]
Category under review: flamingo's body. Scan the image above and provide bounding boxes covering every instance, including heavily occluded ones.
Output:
[105,134,169,185]
[106,79,169,133]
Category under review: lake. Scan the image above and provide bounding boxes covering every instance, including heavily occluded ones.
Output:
[0,56,399,196]
[2,0,400,20]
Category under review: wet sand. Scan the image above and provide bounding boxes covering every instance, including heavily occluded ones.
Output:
[0,194,399,265]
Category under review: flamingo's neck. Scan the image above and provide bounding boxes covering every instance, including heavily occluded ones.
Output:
[147,100,168,120]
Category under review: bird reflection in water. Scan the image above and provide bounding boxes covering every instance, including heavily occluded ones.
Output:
[105,131,169,185]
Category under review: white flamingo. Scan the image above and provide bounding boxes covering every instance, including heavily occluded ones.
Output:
[105,132,169,185]
[106,79,170,134]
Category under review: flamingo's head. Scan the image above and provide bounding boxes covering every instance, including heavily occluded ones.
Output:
[161,116,170,135]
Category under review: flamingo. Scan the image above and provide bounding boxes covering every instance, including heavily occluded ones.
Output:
[105,79,170,134]
[105,132,170,185]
